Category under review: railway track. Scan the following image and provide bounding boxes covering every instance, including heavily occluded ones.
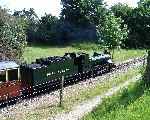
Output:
[0,56,146,108]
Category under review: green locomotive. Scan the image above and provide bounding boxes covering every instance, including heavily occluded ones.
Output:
[0,51,115,103]
[20,52,115,87]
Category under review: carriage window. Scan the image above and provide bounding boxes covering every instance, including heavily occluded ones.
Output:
[8,69,18,81]
[0,71,6,83]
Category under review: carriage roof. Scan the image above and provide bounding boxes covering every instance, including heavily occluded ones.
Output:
[0,61,19,70]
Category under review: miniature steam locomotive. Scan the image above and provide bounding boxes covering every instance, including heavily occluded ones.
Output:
[0,52,115,103]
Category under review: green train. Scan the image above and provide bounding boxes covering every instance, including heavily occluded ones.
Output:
[20,52,115,88]
[0,51,115,103]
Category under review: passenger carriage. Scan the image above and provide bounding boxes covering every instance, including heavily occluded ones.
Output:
[0,61,22,102]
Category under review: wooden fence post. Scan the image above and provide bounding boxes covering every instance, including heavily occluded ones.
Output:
[59,76,64,107]
[143,50,148,67]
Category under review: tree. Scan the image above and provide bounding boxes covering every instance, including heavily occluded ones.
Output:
[0,7,27,60]
[13,8,39,42]
[111,3,133,25]
[60,0,107,42]
[110,3,133,48]
[61,0,106,26]
[37,14,59,44]
[125,0,150,48]
[98,12,128,53]
[110,1,150,48]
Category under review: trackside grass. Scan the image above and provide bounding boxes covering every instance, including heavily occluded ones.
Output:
[23,67,142,120]
[82,77,149,120]
[23,43,146,63]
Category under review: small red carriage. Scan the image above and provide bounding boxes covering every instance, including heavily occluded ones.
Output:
[0,61,23,102]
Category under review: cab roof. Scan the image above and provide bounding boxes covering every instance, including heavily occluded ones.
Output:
[0,61,19,70]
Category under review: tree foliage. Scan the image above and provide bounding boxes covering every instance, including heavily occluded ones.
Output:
[111,1,150,48]
[3,0,149,49]
[13,8,39,42]
[60,0,107,42]
[0,7,27,60]
[126,0,150,48]
[61,0,106,26]
[111,3,133,25]
[98,12,128,49]
[37,14,59,44]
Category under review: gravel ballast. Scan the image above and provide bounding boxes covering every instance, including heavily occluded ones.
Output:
[0,57,146,120]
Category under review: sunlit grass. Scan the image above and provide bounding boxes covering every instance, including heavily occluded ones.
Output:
[113,49,146,63]
[61,67,141,111]
[24,67,141,120]
[82,74,149,120]
[23,43,146,63]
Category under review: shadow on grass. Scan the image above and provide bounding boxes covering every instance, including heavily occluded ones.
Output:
[27,43,67,49]
[86,79,147,119]
[27,41,102,51]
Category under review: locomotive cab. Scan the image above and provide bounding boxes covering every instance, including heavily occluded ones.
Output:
[90,52,116,72]
[91,52,110,65]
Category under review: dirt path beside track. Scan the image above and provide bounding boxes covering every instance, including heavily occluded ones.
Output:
[0,57,145,120]
[49,75,141,120]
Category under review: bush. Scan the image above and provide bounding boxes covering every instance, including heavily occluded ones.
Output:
[0,7,27,60]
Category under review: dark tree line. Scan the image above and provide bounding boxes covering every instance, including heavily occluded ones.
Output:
[11,0,128,48]
[1,0,150,60]
[12,0,150,49]
[111,0,150,48]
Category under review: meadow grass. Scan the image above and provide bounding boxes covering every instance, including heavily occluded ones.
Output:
[24,67,142,120]
[23,43,146,63]
[62,67,142,110]
[112,49,146,63]
[82,74,148,120]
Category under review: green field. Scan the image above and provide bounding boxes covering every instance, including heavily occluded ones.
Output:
[23,43,146,63]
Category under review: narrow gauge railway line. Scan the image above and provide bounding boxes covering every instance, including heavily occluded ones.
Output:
[0,56,146,108]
